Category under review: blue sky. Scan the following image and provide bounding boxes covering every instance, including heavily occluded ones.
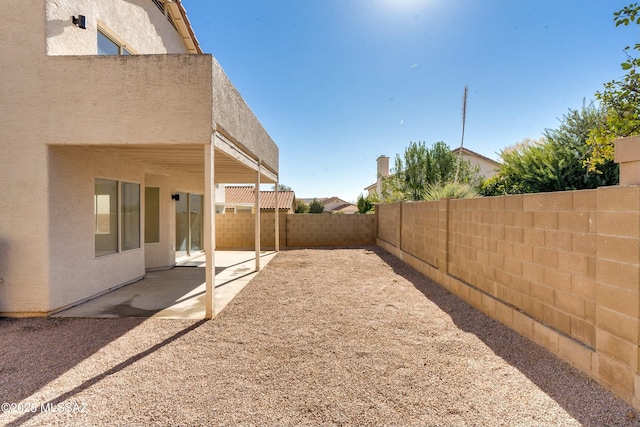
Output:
[183,0,637,202]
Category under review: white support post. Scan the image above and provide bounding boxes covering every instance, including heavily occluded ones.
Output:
[255,160,261,271]
[275,181,280,252]
[204,142,216,318]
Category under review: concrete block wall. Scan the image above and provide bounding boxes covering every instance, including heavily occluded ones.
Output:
[215,212,287,250]
[376,186,640,409]
[377,202,401,247]
[401,201,440,268]
[286,214,376,247]
[215,213,255,249]
[595,186,640,404]
[215,212,376,249]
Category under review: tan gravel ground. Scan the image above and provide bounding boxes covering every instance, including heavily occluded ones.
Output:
[1,247,639,426]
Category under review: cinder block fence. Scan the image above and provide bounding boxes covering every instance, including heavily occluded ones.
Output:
[215,212,376,249]
[213,180,640,410]
[376,187,640,410]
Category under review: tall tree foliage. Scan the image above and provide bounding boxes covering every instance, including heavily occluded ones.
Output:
[309,198,324,213]
[356,194,374,214]
[295,199,309,213]
[482,105,617,196]
[587,3,640,170]
[385,141,480,201]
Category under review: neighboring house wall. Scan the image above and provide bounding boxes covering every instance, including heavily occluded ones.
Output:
[376,187,640,410]
[454,149,499,179]
[322,197,357,214]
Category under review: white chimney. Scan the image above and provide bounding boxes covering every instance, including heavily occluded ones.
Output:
[376,155,389,199]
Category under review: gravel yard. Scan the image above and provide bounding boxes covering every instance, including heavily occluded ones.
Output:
[1,247,638,426]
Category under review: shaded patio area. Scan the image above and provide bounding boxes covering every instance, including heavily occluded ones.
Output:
[53,251,277,319]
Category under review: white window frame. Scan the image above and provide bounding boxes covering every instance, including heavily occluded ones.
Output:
[94,178,141,258]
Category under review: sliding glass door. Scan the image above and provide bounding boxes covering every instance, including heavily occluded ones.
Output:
[175,192,204,260]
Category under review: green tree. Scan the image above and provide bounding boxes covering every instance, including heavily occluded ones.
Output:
[356,194,374,214]
[482,104,618,196]
[587,3,640,170]
[295,199,309,213]
[424,182,479,201]
[309,198,324,213]
[273,184,292,191]
[387,141,480,201]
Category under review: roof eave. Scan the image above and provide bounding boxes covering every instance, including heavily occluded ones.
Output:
[166,0,202,54]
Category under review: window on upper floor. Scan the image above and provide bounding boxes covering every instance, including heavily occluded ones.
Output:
[97,28,132,55]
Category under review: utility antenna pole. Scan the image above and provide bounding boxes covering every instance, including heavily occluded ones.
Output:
[454,85,468,183]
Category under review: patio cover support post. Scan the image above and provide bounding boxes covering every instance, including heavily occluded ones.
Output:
[275,182,280,251]
[255,159,261,271]
[204,142,216,319]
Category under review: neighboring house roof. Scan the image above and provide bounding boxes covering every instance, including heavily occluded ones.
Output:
[299,196,358,214]
[330,203,359,214]
[225,186,295,211]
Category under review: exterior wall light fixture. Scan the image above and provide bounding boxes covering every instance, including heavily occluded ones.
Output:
[72,15,87,29]
[171,194,180,201]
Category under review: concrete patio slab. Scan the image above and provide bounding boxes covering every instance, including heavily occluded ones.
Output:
[52,251,277,319]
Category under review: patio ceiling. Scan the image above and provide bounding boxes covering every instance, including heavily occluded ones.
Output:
[89,144,277,184]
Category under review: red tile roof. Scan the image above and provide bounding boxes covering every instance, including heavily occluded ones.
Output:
[224,186,296,211]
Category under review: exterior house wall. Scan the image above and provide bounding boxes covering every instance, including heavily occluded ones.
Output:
[44,55,214,145]
[376,187,640,409]
[144,173,173,270]
[1,1,211,315]
[465,154,498,178]
[211,58,279,175]
[48,147,146,310]
[1,0,52,314]
[46,0,187,55]
[47,145,206,312]
[1,0,278,315]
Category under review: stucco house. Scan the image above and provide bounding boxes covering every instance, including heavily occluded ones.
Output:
[450,147,500,179]
[0,0,279,318]
[320,197,359,214]
[298,197,358,214]
[365,149,500,199]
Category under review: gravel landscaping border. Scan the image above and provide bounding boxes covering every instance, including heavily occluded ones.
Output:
[1,247,638,426]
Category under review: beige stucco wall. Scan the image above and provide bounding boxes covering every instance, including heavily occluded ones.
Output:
[44,54,214,145]
[47,146,206,312]
[48,147,146,310]
[211,58,279,176]
[1,0,279,315]
[0,2,192,313]
[464,153,499,179]
[144,173,173,270]
[46,0,188,55]
[0,0,50,314]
